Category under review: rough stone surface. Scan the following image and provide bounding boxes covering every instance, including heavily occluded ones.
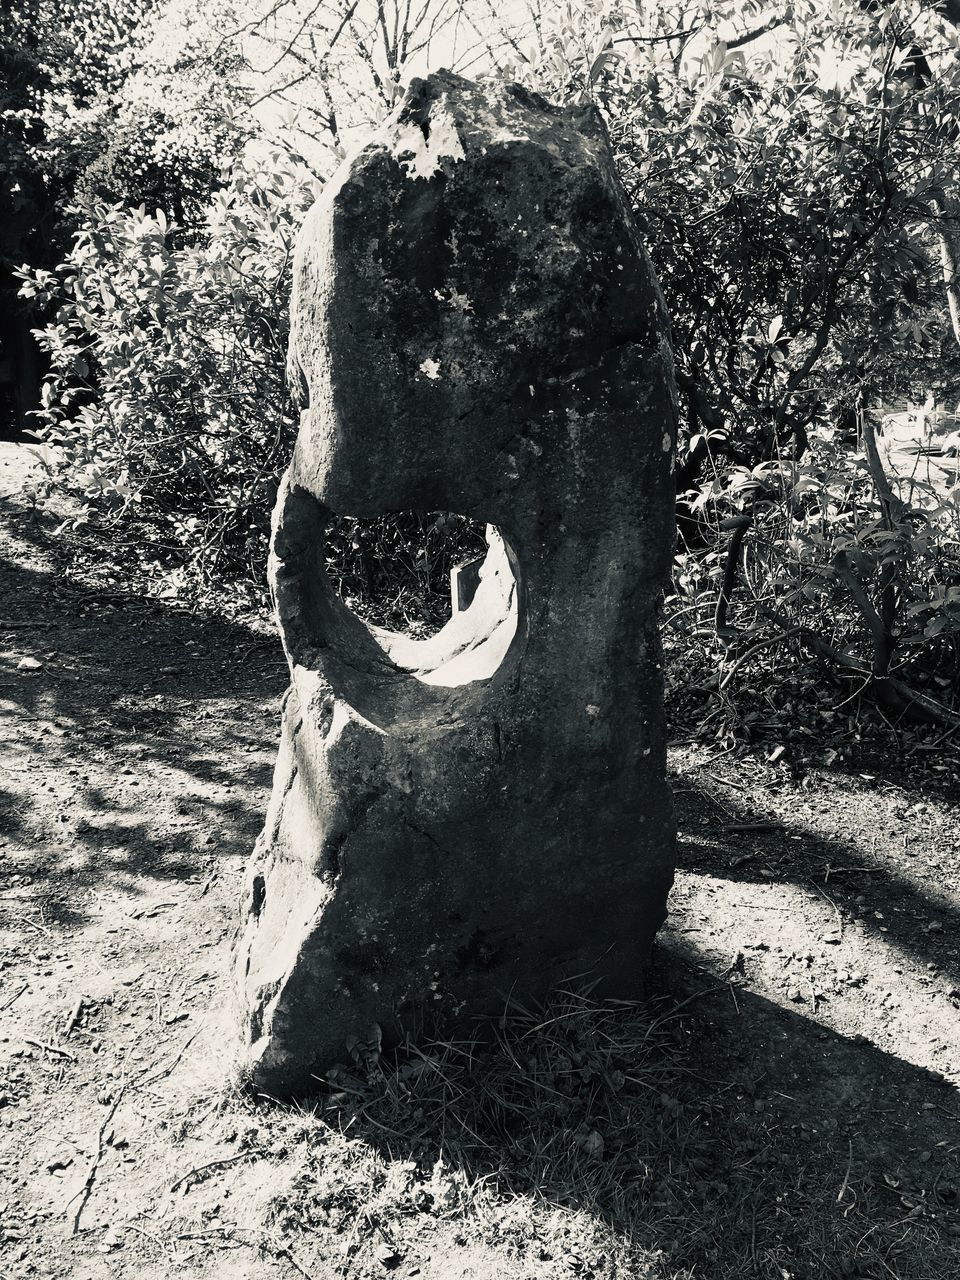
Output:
[235,70,678,1095]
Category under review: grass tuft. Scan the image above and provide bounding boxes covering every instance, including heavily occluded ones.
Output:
[244,981,960,1279]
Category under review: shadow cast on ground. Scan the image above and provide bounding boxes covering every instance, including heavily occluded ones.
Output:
[286,942,960,1280]
[0,505,289,921]
[671,772,960,996]
[252,768,960,1277]
[4,488,959,1277]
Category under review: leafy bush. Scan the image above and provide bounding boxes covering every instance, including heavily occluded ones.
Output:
[671,413,960,728]
[19,147,317,596]
[19,147,487,629]
[18,0,960,711]
[515,0,960,724]
[326,512,489,637]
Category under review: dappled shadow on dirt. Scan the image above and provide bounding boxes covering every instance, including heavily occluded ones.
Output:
[0,783,27,836]
[0,503,288,923]
[327,944,960,1280]
[671,768,960,995]
[820,748,960,806]
[289,756,960,1277]
[3,452,959,1279]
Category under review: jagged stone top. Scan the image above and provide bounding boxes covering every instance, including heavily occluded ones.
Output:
[376,70,610,181]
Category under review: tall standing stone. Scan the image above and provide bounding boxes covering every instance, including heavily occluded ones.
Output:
[235,71,678,1095]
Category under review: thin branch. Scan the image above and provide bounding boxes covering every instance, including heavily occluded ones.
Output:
[861,409,905,521]
[24,1037,76,1061]
[833,549,890,674]
[758,604,960,727]
[727,18,787,51]
[210,0,294,59]
[247,0,359,109]
[0,983,28,1012]
[68,1090,125,1235]
[259,0,327,73]
[719,626,803,690]
[715,514,753,634]
[170,1153,254,1193]
[613,24,701,47]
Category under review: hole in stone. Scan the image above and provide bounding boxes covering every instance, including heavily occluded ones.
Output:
[325,511,489,639]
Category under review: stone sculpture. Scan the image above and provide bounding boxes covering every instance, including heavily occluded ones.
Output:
[235,70,678,1095]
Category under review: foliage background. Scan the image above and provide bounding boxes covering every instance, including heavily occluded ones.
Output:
[9,0,960,717]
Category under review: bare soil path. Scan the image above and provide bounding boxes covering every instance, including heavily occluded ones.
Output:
[1,442,959,1280]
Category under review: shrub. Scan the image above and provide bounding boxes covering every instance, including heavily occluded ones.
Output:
[671,410,960,730]
[19,147,317,597]
[514,0,960,726]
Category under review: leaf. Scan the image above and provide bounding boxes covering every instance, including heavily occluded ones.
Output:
[589,48,621,83]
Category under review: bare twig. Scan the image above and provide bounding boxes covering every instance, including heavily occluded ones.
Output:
[719,821,781,833]
[719,626,803,690]
[837,1137,855,1203]
[276,1245,321,1280]
[705,772,749,791]
[259,0,331,74]
[23,916,53,937]
[24,1037,76,1061]
[239,639,276,663]
[757,605,960,728]
[1,983,28,1012]
[247,0,360,108]
[613,24,701,47]
[68,1089,125,1234]
[727,17,787,50]
[135,1028,201,1088]
[64,998,85,1036]
[808,880,843,940]
[170,1152,254,1193]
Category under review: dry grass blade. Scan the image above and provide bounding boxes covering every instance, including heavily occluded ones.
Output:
[251,977,960,1279]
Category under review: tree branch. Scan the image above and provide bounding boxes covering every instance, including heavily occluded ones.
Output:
[719,626,803,690]
[613,25,701,47]
[759,605,960,727]
[727,18,787,51]
[715,514,752,635]
[833,549,893,676]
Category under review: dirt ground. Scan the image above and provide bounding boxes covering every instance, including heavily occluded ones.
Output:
[1,440,959,1280]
